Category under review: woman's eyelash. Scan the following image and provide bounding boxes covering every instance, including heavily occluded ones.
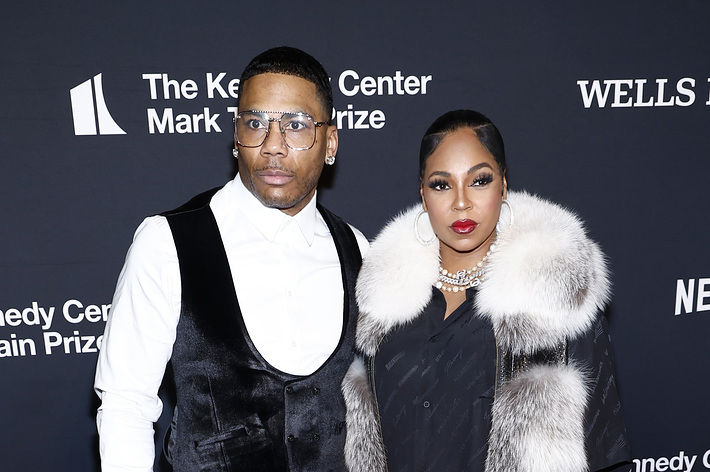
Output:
[428,179,449,190]
[472,173,494,186]
[427,173,493,190]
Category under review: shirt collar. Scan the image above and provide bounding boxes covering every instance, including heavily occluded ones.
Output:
[232,177,318,245]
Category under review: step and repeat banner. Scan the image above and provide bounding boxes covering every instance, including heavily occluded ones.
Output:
[1,2,709,471]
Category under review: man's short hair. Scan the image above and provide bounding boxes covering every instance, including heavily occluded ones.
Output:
[237,46,333,123]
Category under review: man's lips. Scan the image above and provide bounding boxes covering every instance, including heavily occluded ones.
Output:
[450,219,478,234]
[257,169,293,185]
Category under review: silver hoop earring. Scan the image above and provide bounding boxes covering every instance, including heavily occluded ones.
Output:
[325,155,336,165]
[232,148,239,158]
[414,209,437,245]
[496,199,514,233]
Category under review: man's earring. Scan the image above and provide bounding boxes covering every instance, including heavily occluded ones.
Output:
[325,155,336,165]
[232,148,239,158]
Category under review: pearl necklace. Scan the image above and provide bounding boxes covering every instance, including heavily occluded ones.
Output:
[436,244,495,292]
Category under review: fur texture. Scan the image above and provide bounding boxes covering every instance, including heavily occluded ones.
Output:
[354,205,440,357]
[343,191,610,471]
[341,358,388,472]
[355,191,610,355]
[477,192,610,354]
[486,363,589,472]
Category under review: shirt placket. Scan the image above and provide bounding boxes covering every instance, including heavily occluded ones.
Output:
[279,219,302,365]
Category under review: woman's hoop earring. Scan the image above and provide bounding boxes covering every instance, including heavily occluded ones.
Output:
[496,199,514,233]
[232,148,239,159]
[503,199,514,227]
[414,209,437,245]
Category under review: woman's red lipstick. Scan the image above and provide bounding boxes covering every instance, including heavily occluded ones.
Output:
[451,219,478,234]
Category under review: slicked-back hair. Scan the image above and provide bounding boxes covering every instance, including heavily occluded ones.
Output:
[237,46,333,124]
[419,109,506,179]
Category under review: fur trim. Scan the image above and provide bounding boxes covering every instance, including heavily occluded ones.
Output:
[485,363,589,472]
[355,205,440,356]
[477,192,610,354]
[341,357,388,472]
[355,191,611,355]
[351,191,606,472]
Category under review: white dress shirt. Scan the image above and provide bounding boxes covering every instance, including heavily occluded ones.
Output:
[94,177,368,471]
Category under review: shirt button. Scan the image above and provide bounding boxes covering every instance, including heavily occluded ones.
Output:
[312,434,320,441]
[287,434,296,442]
[423,401,430,408]
[285,386,294,394]
[312,387,320,395]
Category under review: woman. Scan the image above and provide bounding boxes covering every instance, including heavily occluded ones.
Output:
[342,110,631,471]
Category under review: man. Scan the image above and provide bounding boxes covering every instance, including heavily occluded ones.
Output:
[94,46,368,471]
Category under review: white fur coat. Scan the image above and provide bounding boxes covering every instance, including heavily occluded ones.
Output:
[342,191,611,472]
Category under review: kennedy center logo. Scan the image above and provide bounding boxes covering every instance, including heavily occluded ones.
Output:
[70,73,126,136]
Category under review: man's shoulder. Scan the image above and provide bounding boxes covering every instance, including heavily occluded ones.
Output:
[350,224,370,256]
[161,186,223,217]
[316,204,369,256]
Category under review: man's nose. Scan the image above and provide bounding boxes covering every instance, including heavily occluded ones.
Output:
[261,121,288,156]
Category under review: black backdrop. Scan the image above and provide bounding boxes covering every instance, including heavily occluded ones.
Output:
[1,2,709,471]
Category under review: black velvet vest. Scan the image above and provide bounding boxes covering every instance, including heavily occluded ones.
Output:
[163,189,362,472]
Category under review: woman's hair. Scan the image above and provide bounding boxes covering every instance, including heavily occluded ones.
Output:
[419,109,506,179]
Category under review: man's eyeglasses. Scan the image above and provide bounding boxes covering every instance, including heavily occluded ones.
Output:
[234,110,328,151]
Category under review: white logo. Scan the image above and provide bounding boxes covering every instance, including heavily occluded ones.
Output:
[675,278,710,315]
[576,77,710,108]
[70,73,126,135]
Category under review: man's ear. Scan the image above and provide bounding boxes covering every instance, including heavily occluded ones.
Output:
[324,125,338,163]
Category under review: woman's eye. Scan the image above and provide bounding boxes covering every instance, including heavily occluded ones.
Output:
[472,173,494,186]
[428,180,450,191]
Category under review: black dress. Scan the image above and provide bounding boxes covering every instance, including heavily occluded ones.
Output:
[373,287,631,472]
[374,287,496,472]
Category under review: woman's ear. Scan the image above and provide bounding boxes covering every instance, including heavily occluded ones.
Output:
[420,183,428,210]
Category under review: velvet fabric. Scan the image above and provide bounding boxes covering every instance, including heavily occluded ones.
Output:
[163,189,362,472]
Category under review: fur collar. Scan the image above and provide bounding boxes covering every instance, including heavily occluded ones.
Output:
[355,190,610,356]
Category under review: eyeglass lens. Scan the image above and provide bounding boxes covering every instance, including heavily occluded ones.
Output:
[237,112,317,150]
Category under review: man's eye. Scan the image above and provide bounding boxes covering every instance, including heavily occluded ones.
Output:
[246,119,266,130]
[284,120,308,131]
